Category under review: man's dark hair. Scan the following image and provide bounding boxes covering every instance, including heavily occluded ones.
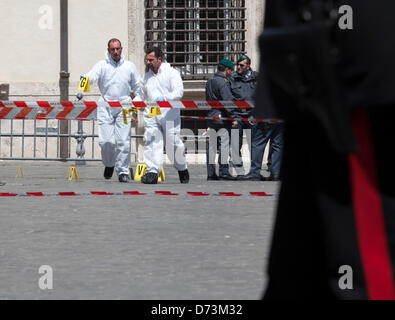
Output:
[108,38,122,48]
[244,57,251,65]
[237,54,251,65]
[145,46,164,60]
[218,64,226,72]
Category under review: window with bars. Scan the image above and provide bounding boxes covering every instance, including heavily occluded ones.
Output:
[145,0,246,80]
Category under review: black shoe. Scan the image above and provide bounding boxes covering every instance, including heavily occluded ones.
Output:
[207,174,219,181]
[118,174,130,183]
[218,173,237,180]
[178,169,189,184]
[141,172,158,184]
[237,173,262,181]
[262,175,281,181]
[230,161,245,175]
[104,166,114,180]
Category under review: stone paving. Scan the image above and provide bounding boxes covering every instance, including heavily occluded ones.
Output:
[0,161,279,300]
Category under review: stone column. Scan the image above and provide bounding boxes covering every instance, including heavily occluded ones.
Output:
[0,84,9,100]
[245,0,265,71]
[128,0,146,163]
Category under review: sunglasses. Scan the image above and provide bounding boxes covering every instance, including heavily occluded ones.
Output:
[237,63,247,67]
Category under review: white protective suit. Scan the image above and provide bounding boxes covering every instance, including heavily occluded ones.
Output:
[134,62,187,174]
[84,52,142,176]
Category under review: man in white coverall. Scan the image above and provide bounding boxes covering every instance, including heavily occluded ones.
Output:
[134,47,189,184]
[83,38,142,182]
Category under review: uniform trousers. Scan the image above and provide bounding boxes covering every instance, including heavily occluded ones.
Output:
[143,108,187,174]
[264,105,395,300]
[97,105,131,176]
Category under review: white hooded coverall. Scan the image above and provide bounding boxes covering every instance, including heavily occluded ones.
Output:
[134,62,187,174]
[85,52,142,176]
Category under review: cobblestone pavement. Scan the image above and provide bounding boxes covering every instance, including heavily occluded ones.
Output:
[0,161,279,300]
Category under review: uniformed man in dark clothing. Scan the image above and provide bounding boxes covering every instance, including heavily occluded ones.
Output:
[229,54,259,177]
[205,59,236,180]
[232,54,284,181]
[259,0,395,300]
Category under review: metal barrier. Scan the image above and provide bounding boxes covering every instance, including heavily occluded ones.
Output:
[0,118,143,162]
[0,99,257,163]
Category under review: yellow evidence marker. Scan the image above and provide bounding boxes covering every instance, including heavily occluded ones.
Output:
[149,107,162,118]
[134,164,165,182]
[134,164,147,181]
[78,76,90,92]
[158,167,165,182]
[15,166,24,179]
[122,107,138,124]
[68,166,80,181]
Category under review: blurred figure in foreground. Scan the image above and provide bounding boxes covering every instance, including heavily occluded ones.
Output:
[258,0,395,299]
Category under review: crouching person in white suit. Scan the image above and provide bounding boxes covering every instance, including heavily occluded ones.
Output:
[134,47,189,184]
[83,38,142,182]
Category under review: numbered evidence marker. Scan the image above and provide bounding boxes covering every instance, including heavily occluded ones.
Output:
[78,76,90,92]
[15,166,24,179]
[68,166,79,181]
[134,164,165,182]
[149,107,162,118]
[122,107,137,124]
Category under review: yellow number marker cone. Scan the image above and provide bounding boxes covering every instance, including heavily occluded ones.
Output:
[15,166,24,179]
[122,107,137,124]
[158,167,165,182]
[68,167,79,181]
[149,107,162,118]
[134,164,147,181]
[134,164,165,182]
[78,76,90,92]
[122,108,128,124]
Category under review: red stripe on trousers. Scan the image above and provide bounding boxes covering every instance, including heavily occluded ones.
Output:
[349,109,395,300]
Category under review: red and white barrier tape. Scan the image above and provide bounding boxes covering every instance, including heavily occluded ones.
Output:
[0,190,275,197]
[0,100,254,120]
[181,115,283,123]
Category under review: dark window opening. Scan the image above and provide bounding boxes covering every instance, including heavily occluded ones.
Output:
[145,0,246,80]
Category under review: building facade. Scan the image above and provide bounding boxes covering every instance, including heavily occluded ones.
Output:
[0,0,265,162]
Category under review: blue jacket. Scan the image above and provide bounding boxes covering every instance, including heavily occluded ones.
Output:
[230,70,258,118]
[205,71,235,126]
